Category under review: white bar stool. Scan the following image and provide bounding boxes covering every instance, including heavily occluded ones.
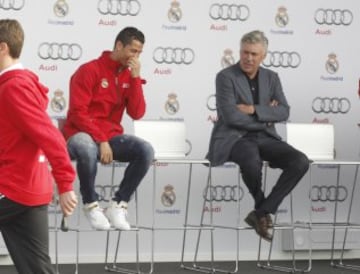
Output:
[256,162,312,273]
[132,120,212,273]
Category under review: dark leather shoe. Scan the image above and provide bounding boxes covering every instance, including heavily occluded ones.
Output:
[266,214,273,228]
[245,211,273,242]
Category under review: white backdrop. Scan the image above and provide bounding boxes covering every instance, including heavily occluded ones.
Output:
[1,0,360,264]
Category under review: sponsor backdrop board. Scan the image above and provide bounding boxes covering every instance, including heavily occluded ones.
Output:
[1,0,360,264]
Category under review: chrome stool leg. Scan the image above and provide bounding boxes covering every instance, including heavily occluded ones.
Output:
[51,197,60,274]
[104,162,153,274]
[56,163,81,274]
[330,165,360,271]
[181,164,241,274]
[181,169,215,273]
[104,192,150,274]
[257,194,312,273]
[257,165,312,273]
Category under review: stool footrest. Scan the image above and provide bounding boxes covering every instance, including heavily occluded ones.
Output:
[257,262,312,273]
[331,261,360,271]
[105,264,149,274]
[181,263,238,274]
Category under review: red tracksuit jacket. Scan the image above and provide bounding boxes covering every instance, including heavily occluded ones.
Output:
[0,69,75,206]
[63,51,146,142]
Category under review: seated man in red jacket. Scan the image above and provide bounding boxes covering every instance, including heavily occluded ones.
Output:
[0,19,77,274]
[63,27,154,230]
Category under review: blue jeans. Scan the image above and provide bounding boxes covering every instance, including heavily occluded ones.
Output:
[67,132,154,204]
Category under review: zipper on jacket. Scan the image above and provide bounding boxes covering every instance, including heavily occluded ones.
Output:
[108,75,122,132]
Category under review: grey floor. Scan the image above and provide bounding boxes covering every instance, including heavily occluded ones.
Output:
[1,260,360,274]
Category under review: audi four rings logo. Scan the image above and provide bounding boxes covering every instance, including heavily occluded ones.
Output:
[0,0,24,10]
[209,3,250,21]
[153,47,195,65]
[262,51,301,68]
[95,185,118,202]
[312,97,351,114]
[38,42,82,61]
[314,9,353,26]
[203,185,244,202]
[97,0,141,16]
[310,185,348,202]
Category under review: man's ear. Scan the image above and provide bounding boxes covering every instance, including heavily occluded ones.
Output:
[0,42,8,53]
[115,41,124,51]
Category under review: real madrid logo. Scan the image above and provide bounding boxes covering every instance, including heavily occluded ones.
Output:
[165,93,180,115]
[221,49,235,68]
[161,184,176,207]
[168,0,182,23]
[325,53,339,74]
[206,94,217,111]
[185,139,192,156]
[54,0,69,18]
[275,6,289,28]
[51,89,66,113]
[101,78,109,88]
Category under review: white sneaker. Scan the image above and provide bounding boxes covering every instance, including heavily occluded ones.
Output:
[83,201,111,230]
[106,201,131,230]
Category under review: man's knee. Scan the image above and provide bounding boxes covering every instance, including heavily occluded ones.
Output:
[67,132,98,161]
[140,141,155,163]
[292,152,310,175]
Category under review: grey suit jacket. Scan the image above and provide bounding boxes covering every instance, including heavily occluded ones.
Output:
[206,63,290,166]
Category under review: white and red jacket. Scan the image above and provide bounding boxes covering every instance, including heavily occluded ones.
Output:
[0,68,75,206]
[63,51,146,142]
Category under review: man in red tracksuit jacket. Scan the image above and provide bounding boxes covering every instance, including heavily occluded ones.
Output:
[0,19,78,274]
[63,27,154,230]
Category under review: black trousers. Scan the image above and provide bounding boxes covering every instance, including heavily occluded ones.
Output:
[229,132,310,214]
[0,196,54,274]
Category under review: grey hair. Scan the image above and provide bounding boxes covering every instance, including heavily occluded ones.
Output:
[240,30,268,52]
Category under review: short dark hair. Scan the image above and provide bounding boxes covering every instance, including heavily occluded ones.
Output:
[0,19,24,58]
[113,27,145,49]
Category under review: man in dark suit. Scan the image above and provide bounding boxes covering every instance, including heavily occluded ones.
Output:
[207,30,309,241]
